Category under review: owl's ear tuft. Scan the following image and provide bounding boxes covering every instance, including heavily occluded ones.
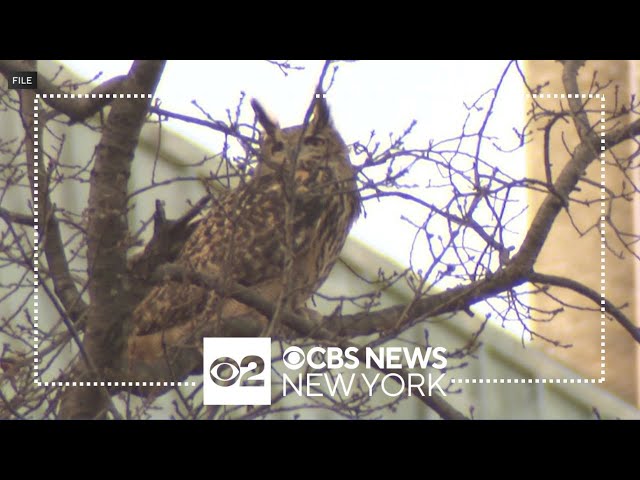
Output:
[251,99,279,137]
[310,95,332,132]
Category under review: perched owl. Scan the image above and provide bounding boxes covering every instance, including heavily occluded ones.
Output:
[127,94,361,378]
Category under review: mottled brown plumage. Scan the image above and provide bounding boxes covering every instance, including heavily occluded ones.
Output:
[130,95,361,341]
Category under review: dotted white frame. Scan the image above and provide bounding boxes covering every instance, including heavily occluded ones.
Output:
[32,93,197,388]
[451,93,607,386]
[31,92,606,390]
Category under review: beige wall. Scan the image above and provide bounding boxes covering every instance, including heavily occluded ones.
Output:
[525,60,639,405]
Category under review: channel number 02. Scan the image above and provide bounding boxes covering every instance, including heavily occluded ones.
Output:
[209,356,264,387]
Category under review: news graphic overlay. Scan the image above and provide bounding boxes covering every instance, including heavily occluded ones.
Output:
[281,345,448,398]
[203,337,272,405]
[9,71,37,89]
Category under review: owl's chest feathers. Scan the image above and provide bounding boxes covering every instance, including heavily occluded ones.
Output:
[180,165,359,292]
[298,189,358,293]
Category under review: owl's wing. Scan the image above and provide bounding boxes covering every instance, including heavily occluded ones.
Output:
[131,171,334,336]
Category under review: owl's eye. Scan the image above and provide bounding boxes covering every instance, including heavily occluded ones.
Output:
[271,141,285,154]
[304,136,325,147]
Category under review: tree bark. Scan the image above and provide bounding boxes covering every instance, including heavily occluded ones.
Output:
[59,60,165,419]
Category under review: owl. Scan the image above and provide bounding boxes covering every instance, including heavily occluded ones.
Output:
[127,94,361,379]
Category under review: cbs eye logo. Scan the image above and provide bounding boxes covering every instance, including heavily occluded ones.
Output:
[203,337,271,406]
[282,346,306,369]
[282,345,359,370]
[209,355,265,387]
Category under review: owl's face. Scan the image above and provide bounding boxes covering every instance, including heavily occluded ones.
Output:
[251,97,351,179]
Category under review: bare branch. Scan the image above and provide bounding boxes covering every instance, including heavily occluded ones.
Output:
[150,106,257,145]
[560,60,593,142]
[59,60,166,419]
[529,272,640,342]
[0,207,32,226]
[606,117,640,147]
[16,71,88,323]
[0,59,130,122]
[512,132,600,271]
[42,210,88,322]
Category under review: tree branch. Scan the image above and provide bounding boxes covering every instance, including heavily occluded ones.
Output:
[150,106,257,145]
[58,60,166,419]
[606,117,640,147]
[559,60,593,142]
[0,60,130,122]
[529,272,640,343]
[0,208,33,226]
[14,59,116,419]
[511,61,610,273]
[42,209,88,323]
[14,62,88,324]
[512,133,600,271]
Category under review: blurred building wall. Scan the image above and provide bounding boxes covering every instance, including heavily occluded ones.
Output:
[524,60,639,406]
